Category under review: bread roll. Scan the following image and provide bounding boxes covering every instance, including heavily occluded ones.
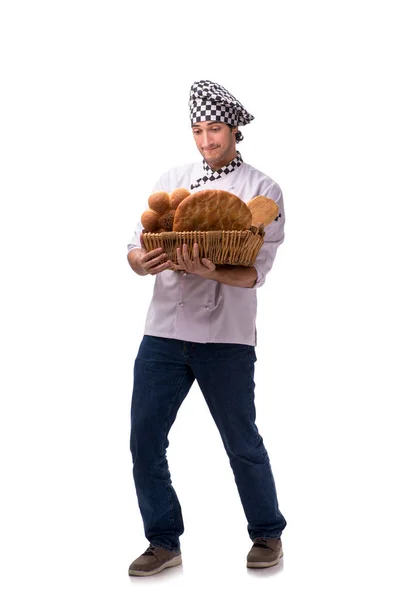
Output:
[169,188,191,209]
[247,196,279,227]
[173,189,252,232]
[148,191,170,215]
[141,189,190,233]
[141,209,160,232]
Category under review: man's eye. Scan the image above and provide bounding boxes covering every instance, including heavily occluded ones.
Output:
[211,128,220,132]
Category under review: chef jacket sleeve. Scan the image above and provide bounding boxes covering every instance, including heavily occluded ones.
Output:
[252,184,285,289]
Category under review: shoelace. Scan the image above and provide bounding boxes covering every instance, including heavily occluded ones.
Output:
[253,538,271,548]
[143,544,157,556]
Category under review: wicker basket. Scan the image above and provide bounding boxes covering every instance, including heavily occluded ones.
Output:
[142,228,265,267]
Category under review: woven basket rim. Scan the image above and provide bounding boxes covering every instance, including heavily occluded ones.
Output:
[142,228,264,236]
[141,229,264,267]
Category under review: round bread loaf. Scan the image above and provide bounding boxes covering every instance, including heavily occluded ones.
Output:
[172,189,252,232]
[247,196,279,227]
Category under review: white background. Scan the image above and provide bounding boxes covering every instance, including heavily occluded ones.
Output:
[1,1,399,598]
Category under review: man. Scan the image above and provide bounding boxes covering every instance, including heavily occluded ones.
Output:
[126,80,287,577]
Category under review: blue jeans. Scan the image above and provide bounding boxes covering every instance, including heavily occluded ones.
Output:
[130,335,287,551]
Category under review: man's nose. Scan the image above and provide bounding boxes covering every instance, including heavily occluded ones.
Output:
[202,132,212,147]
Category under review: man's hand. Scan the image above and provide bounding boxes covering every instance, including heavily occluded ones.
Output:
[170,242,257,287]
[127,233,171,276]
[172,243,216,277]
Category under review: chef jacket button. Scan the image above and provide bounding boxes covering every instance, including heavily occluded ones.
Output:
[205,306,210,310]
[182,272,187,276]
[179,302,184,307]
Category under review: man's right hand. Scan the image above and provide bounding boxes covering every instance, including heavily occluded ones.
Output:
[127,233,171,276]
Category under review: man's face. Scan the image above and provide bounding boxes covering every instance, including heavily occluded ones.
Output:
[191,121,238,170]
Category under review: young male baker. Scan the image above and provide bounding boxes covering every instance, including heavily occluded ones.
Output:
[127,80,287,577]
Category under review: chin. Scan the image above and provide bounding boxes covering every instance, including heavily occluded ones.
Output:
[204,155,222,167]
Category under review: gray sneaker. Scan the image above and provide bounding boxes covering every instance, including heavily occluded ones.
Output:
[128,544,182,577]
[247,537,283,568]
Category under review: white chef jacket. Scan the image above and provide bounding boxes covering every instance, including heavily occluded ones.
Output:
[128,161,285,346]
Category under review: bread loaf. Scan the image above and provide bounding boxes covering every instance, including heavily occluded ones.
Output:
[172,189,252,232]
[158,210,176,231]
[247,196,279,227]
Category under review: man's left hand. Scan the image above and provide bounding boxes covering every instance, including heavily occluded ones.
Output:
[171,243,216,277]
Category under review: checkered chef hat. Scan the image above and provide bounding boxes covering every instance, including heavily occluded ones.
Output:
[189,80,254,127]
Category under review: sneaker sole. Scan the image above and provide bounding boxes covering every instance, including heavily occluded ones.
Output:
[129,554,182,577]
[247,549,283,569]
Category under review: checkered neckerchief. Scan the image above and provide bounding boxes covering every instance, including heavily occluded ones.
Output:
[190,152,243,190]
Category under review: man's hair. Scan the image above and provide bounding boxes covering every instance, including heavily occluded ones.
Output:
[228,125,244,143]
